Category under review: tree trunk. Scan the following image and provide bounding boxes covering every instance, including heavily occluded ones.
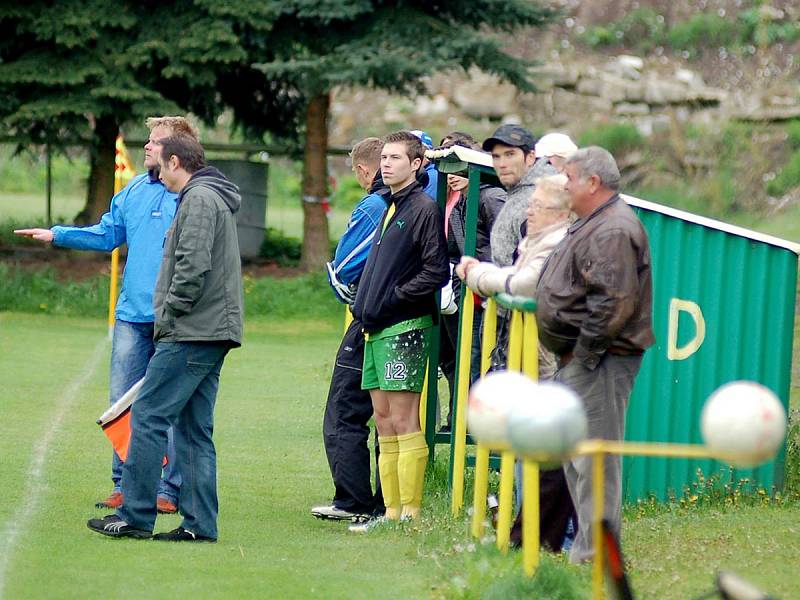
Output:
[75,114,118,224]
[299,92,331,271]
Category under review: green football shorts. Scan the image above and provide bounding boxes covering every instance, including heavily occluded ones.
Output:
[362,320,433,392]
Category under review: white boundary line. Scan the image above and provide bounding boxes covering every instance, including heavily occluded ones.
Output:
[0,338,108,598]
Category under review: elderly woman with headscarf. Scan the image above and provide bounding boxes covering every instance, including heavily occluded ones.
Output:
[455,173,571,380]
[455,173,575,552]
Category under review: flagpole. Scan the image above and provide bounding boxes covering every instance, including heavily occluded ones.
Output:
[109,134,136,339]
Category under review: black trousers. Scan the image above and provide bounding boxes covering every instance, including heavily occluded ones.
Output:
[322,318,382,514]
[509,466,575,552]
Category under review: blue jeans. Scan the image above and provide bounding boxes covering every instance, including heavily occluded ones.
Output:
[109,321,181,502]
[118,341,229,538]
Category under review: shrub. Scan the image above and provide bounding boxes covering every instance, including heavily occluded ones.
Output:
[0,262,342,321]
[767,150,800,197]
[785,120,800,150]
[0,264,107,317]
[738,8,800,46]
[667,13,740,57]
[578,8,666,53]
[243,271,340,320]
[259,227,302,266]
[785,411,800,497]
[578,123,644,156]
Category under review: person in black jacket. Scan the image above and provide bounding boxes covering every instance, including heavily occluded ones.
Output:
[350,131,449,530]
[437,136,506,432]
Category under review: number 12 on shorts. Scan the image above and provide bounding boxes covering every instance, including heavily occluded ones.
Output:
[384,361,407,380]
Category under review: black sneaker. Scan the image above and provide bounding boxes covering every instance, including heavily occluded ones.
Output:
[152,526,216,543]
[87,514,151,539]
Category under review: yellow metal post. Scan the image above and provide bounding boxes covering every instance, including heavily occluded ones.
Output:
[482,298,497,370]
[522,312,538,380]
[419,361,430,433]
[522,458,540,576]
[507,309,523,372]
[470,444,491,538]
[107,249,120,339]
[496,449,515,553]
[450,292,475,515]
[591,450,606,600]
[492,308,524,552]
[470,298,497,535]
[108,134,135,339]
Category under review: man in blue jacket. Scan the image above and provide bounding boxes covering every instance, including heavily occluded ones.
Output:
[87,134,243,541]
[14,116,198,513]
[312,137,388,521]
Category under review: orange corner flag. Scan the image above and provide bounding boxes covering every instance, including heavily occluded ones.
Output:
[97,378,166,466]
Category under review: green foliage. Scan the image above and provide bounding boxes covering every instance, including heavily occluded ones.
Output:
[578,123,644,155]
[438,546,588,600]
[667,13,740,56]
[0,262,341,321]
[0,263,108,317]
[738,8,800,46]
[767,151,800,196]
[268,160,303,209]
[252,0,557,103]
[785,120,800,150]
[330,175,364,212]
[0,216,48,247]
[242,271,340,321]
[0,146,88,195]
[579,8,666,53]
[259,227,303,266]
[784,413,800,496]
[577,8,800,57]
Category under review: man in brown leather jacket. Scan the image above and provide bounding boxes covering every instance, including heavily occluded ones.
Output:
[536,146,655,563]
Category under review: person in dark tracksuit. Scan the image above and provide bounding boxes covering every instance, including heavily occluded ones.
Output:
[312,138,389,521]
[349,131,449,532]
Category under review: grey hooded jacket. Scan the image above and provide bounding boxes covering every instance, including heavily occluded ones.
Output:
[489,157,557,267]
[153,166,244,347]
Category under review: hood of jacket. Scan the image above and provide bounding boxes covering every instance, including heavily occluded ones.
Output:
[181,166,241,213]
[507,157,557,194]
[369,170,390,197]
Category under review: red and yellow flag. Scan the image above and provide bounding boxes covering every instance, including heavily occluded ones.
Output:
[114,134,136,194]
[109,135,137,335]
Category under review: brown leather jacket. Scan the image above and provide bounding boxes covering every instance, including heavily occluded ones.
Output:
[535,194,655,370]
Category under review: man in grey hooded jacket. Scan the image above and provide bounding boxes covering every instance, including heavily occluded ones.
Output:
[483,124,557,268]
[88,134,243,542]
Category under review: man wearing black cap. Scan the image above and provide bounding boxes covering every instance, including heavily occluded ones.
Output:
[482,125,571,553]
[482,124,557,268]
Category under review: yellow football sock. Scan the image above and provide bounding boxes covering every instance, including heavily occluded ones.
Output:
[397,431,429,520]
[378,436,401,520]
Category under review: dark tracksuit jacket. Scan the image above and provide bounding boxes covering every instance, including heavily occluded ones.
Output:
[353,180,450,334]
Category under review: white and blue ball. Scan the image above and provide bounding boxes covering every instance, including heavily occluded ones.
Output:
[508,382,587,465]
[467,371,538,446]
[701,381,787,468]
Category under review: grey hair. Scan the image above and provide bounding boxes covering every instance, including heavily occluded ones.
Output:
[565,146,620,191]
[534,174,570,210]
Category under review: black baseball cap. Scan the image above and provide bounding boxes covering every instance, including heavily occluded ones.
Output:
[482,124,537,152]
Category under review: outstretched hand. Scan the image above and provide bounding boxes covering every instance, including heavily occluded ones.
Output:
[13,228,54,243]
[455,256,479,280]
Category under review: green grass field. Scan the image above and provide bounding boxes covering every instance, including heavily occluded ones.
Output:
[2,311,798,599]
[0,313,441,599]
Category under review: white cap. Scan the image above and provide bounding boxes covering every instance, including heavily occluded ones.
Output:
[535,133,577,158]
